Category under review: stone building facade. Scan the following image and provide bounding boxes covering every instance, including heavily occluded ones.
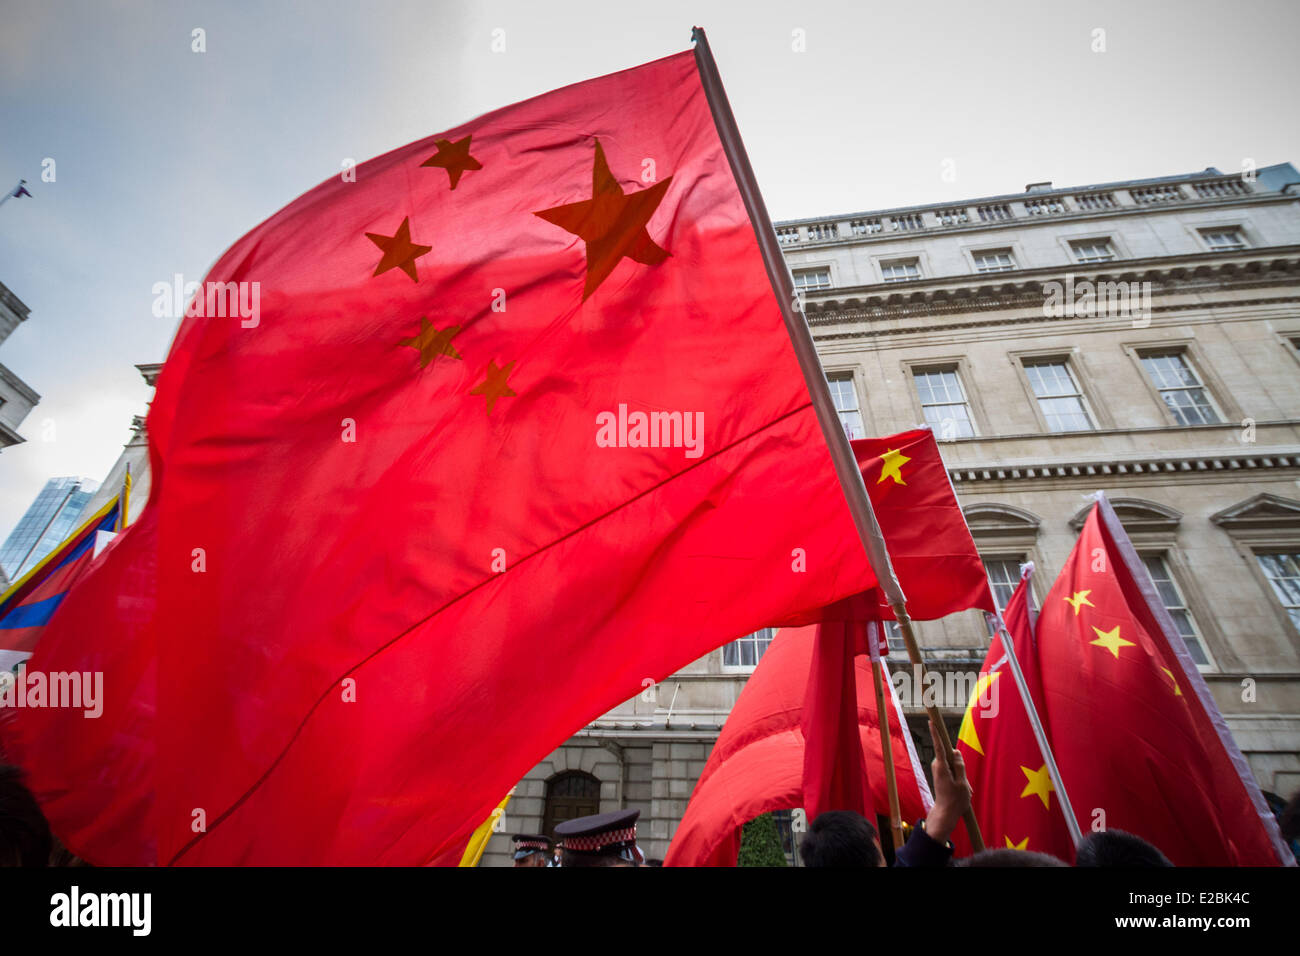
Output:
[484,163,1300,865]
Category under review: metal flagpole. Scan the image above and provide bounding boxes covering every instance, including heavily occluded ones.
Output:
[691,25,985,851]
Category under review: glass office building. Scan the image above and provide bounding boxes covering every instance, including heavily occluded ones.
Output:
[0,477,100,581]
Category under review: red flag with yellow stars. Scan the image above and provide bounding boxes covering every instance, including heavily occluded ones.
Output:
[953,564,1075,860]
[1031,496,1293,865]
[849,429,995,621]
[7,49,879,865]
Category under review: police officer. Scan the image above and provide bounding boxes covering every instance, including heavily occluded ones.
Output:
[510,834,553,867]
[553,809,643,867]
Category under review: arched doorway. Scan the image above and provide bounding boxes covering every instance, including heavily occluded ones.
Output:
[543,770,601,838]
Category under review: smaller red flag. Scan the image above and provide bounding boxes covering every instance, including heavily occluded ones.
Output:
[664,622,931,867]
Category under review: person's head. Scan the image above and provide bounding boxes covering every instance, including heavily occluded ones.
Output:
[0,764,52,868]
[554,809,644,868]
[510,834,553,868]
[956,848,1068,867]
[799,811,884,867]
[1280,790,1300,842]
[1074,829,1173,867]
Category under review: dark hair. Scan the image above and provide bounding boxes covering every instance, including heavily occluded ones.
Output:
[1280,790,1300,842]
[956,848,1068,867]
[0,764,52,867]
[1075,829,1173,867]
[799,811,882,867]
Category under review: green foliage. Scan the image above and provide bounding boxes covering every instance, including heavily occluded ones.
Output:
[737,812,789,867]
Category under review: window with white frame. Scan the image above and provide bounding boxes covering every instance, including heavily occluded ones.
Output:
[1023,360,1094,432]
[912,367,976,438]
[1138,352,1222,426]
[826,373,865,439]
[792,267,832,293]
[1070,238,1115,263]
[880,258,921,283]
[973,248,1017,273]
[1142,555,1213,667]
[1198,227,1246,251]
[1256,553,1300,631]
[983,557,1030,614]
[723,627,776,668]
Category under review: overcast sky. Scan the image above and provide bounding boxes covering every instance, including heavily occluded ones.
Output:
[2,0,1297,539]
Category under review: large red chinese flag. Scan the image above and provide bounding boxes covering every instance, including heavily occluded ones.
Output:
[9,49,877,865]
[1032,497,1292,865]
[663,623,932,867]
[954,566,1076,861]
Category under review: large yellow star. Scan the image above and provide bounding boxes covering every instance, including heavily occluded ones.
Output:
[957,670,1002,756]
[1090,625,1136,659]
[534,139,672,300]
[1064,590,1094,615]
[877,448,911,486]
[399,317,462,367]
[1005,835,1029,850]
[1020,764,1054,810]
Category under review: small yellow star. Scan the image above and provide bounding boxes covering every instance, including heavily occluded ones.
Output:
[1064,590,1094,615]
[469,359,517,416]
[1090,625,1136,659]
[1161,667,1183,696]
[1005,835,1029,850]
[399,317,462,367]
[1020,764,1055,810]
[877,448,911,486]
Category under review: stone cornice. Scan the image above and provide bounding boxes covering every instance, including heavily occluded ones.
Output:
[949,448,1299,485]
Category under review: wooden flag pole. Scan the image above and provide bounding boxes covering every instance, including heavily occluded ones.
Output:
[870,653,905,850]
[692,25,984,852]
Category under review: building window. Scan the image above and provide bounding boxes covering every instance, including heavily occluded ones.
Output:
[826,373,865,439]
[792,267,831,293]
[984,558,1027,614]
[723,627,776,668]
[1142,555,1212,667]
[1138,352,1222,426]
[973,248,1016,273]
[1070,238,1115,263]
[1256,553,1300,631]
[880,258,921,283]
[912,367,976,438]
[1023,360,1094,432]
[1199,227,1246,251]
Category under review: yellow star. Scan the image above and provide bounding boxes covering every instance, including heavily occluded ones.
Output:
[1090,625,1136,659]
[877,448,911,486]
[365,216,432,283]
[469,359,517,416]
[1161,667,1183,696]
[1005,835,1029,850]
[1020,764,1054,810]
[1064,590,1094,615]
[957,670,1001,756]
[399,317,462,367]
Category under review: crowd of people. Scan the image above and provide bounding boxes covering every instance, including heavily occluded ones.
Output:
[4,751,1297,867]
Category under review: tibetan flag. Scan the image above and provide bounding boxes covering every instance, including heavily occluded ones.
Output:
[954,564,1075,860]
[0,497,121,677]
[1028,496,1293,865]
[664,621,931,867]
[9,47,880,865]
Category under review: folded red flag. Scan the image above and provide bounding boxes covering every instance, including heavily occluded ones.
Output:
[663,622,931,866]
[1029,496,1292,865]
[9,49,878,865]
[954,564,1076,860]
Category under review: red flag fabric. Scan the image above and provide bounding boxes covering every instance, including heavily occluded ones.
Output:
[1029,497,1292,865]
[954,565,1075,860]
[663,622,931,867]
[8,49,880,865]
